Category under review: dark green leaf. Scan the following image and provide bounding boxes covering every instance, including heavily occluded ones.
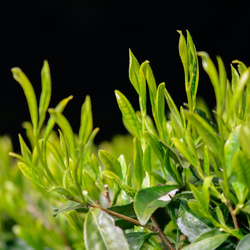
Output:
[126,232,153,250]
[108,203,137,230]
[134,185,179,225]
[177,199,211,242]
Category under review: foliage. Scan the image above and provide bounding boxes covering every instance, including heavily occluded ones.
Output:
[2,30,250,249]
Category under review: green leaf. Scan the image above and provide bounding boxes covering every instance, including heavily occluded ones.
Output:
[82,171,100,201]
[54,200,88,217]
[38,60,51,132]
[133,137,144,189]
[240,125,250,158]
[184,111,221,154]
[50,186,75,199]
[182,233,229,250]
[102,170,136,197]
[155,82,166,135]
[126,232,153,250]
[232,151,250,189]
[143,131,164,165]
[48,109,76,161]
[99,150,122,179]
[129,49,140,94]
[224,125,241,177]
[18,162,45,189]
[134,185,179,225]
[227,68,250,119]
[165,88,183,136]
[79,96,93,146]
[18,134,32,161]
[177,199,211,242]
[172,137,199,170]
[11,67,38,133]
[43,95,73,143]
[84,208,129,250]
[115,90,142,139]
[236,233,250,250]
[203,145,210,176]
[178,30,188,86]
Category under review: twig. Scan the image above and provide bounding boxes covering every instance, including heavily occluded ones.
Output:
[227,204,239,230]
[104,184,112,206]
[90,203,155,232]
[151,215,175,250]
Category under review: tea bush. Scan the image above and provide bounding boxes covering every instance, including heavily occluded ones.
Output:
[2,30,250,249]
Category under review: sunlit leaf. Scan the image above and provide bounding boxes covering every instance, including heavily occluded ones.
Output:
[134,185,179,225]
[48,109,76,161]
[54,200,88,217]
[99,150,122,179]
[11,67,38,132]
[115,90,142,139]
[236,233,250,250]
[129,49,140,94]
[38,60,51,132]
[79,96,93,146]
[84,208,129,250]
[232,151,250,189]
[184,111,221,154]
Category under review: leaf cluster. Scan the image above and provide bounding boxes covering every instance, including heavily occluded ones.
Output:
[7,30,250,249]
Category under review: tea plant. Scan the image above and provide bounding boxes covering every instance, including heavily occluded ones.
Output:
[9,30,250,249]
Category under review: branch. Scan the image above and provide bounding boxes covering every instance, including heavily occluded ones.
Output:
[151,215,175,250]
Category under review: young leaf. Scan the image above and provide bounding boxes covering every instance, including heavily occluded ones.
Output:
[48,109,76,161]
[54,200,88,217]
[134,185,179,225]
[184,111,221,154]
[50,186,75,199]
[84,208,129,250]
[82,171,100,201]
[38,60,52,132]
[224,125,241,177]
[79,95,93,146]
[99,150,122,179]
[133,137,144,189]
[129,49,140,94]
[115,90,142,139]
[232,151,250,189]
[18,162,45,189]
[43,95,73,143]
[11,67,38,133]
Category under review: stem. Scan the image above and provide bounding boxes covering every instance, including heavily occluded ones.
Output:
[151,215,175,250]
[227,204,239,230]
[90,203,155,232]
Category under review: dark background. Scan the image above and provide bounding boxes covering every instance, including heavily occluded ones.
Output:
[1,0,250,149]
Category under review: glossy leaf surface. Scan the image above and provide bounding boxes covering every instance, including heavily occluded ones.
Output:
[84,208,129,250]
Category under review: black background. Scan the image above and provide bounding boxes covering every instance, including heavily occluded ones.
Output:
[1,0,250,149]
